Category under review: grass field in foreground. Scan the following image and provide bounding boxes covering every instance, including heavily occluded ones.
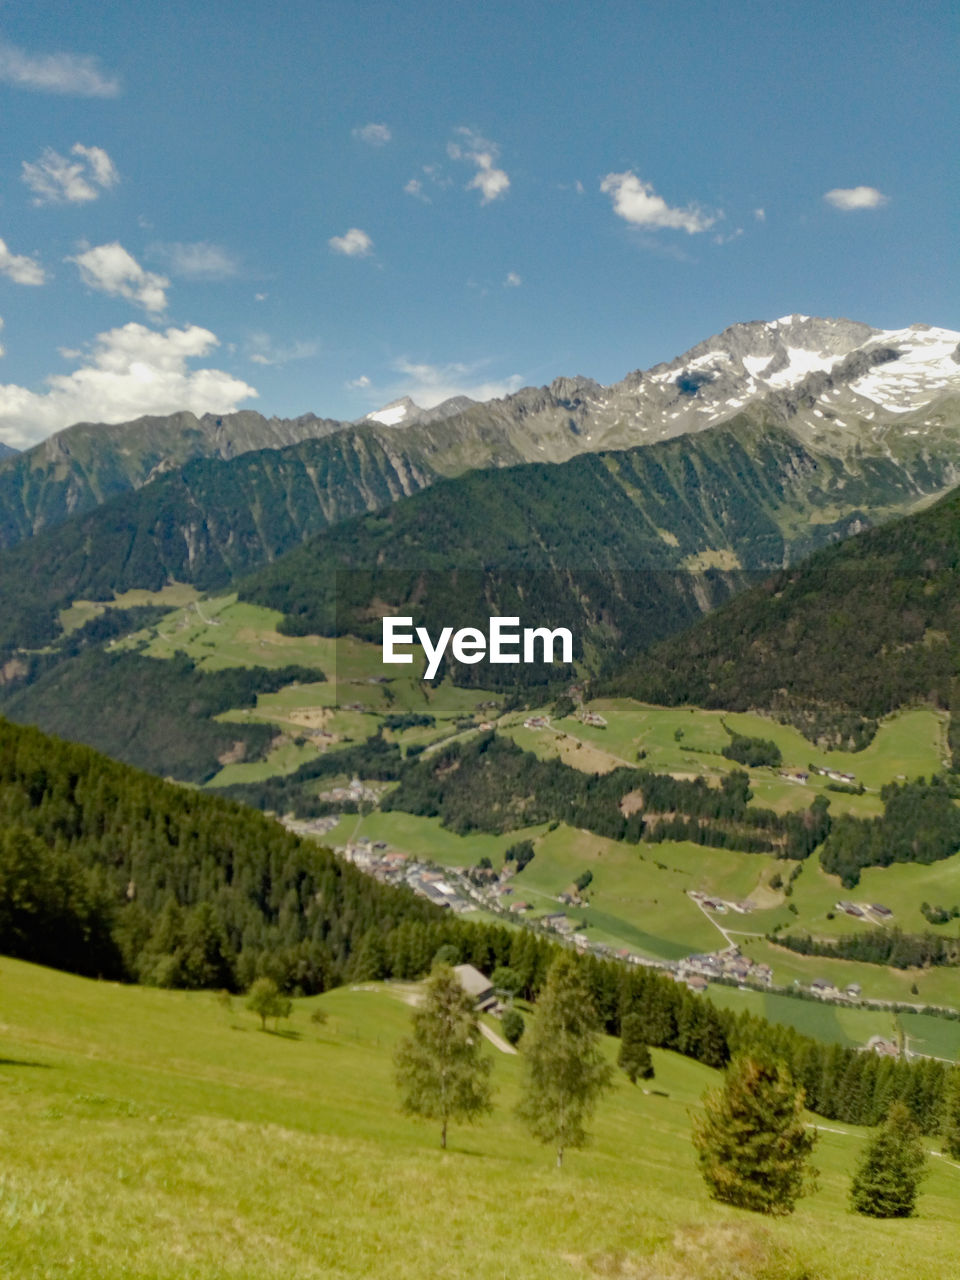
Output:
[1,957,959,1280]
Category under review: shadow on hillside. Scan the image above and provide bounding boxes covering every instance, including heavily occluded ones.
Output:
[0,1057,51,1069]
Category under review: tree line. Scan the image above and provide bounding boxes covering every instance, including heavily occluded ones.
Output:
[773,927,960,969]
[819,777,960,886]
[382,732,833,858]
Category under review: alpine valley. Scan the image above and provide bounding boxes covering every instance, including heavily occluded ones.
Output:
[6,314,960,1278]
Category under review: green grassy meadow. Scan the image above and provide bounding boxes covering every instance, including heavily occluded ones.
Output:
[2,957,959,1280]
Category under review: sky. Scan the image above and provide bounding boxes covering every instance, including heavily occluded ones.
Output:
[0,0,956,449]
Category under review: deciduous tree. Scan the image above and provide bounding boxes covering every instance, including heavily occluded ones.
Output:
[516,953,613,1167]
[394,964,493,1149]
[245,976,292,1031]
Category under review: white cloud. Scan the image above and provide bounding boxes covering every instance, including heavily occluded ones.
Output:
[151,241,239,280]
[754,208,766,222]
[504,272,522,288]
[0,322,257,449]
[246,332,319,366]
[69,242,169,313]
[0,39,120,96]
[22,143,119,205]
[448,128,510,204]
[600,171,719,234]
[353,123,391,145]
[329,228,373,257]
[0,238,46,286]
[386,356,523,408]
[346,374,371,389]
[823,186,889,211]
[404,178,431,203]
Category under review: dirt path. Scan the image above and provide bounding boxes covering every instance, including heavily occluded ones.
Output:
[479,1022,516,1055]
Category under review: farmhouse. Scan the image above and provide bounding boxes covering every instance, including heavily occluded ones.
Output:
[453,964,497,1012]
[809,978,839,998]
[865,1035,900,1058]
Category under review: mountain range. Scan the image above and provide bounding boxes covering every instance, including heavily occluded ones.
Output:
[2,315,957,554]
[2,313,960,769]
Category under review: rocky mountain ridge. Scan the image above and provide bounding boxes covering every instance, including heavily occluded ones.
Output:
[0,315,957,553]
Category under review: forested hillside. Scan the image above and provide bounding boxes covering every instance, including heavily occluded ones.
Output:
[0,408,350,549]
[607,482,960,748]
[238,421,916,676]
[0,430,438,656]
[1,651,324,782]
[0,716,438,989]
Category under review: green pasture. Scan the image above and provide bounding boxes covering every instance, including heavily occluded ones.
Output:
[552,701,946,811]
[740,939,960,1008]
[321,810,549,869]
[0,958,959,1279]
[205,737,323,788]
[59,584,201,635]
[704,985,960,1059]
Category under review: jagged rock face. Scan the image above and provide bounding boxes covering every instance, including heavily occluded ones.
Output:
[364,316,960,466]
[493,317,960,454]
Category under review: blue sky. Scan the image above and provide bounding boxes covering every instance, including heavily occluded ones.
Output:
[0,0,956,447]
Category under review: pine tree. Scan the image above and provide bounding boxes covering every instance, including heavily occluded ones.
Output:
[941,1069,960,1160]
[516,952,614,1168]
[394,964,493,1149]
[850,1102,927,1217]
[618,1012,654,1084]
[692,1054,818,1215]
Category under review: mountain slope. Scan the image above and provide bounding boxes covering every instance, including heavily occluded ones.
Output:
[0,407,351,548]
[236,416,953,676]
[2,316,956,554]
[606,480,960,747]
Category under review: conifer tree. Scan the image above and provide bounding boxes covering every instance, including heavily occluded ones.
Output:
[394,964,493,1149]
[692,1054,817,1215]
[941,1070,960,1160]
[618,1012,654,1084]
[516,952,614,1168]
[850,1102,927,1217]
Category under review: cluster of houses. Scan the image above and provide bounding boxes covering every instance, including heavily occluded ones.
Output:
[523,714,551,730]
[676,946,773,992]
[338,839,472,912]
[835,900,894,923]
[807,977,864,1002]
[316,776,382,805]
[810,764,857,784]
[580,710,607,728]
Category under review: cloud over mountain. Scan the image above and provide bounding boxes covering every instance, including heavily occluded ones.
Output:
[0,323,257,449]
